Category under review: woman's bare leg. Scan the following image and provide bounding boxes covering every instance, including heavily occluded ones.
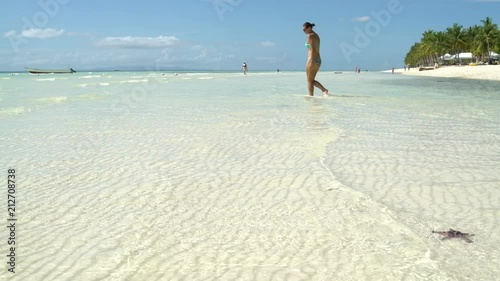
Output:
[314,80,328,95]
[306,61,328,96]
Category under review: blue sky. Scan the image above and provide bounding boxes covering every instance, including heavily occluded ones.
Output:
[1,0,499,71]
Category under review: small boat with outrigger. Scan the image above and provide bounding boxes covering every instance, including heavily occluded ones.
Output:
[25,67,76,74]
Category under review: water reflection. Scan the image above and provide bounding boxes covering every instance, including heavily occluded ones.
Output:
[304,96,331,131]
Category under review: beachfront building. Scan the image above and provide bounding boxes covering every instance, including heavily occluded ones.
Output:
[440,51,499,65]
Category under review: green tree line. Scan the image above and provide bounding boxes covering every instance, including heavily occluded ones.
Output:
[405,17,500,67]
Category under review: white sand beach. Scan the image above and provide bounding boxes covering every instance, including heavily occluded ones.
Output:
[383,65,500,81]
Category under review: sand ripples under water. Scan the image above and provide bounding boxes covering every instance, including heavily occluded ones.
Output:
[0,72,499,280]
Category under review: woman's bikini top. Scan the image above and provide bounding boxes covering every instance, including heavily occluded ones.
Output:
[305,42,319,49]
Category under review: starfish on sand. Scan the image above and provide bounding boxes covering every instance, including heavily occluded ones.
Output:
[432,229,475,243]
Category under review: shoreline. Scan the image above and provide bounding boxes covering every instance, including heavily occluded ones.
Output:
[382,65,500,81]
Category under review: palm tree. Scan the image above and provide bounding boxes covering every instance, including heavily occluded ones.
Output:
[404,43,422,67]
[405,18,500,66]
[466,25,484,62]
[480,17,499,60]
[420,30,438,63]
[495,37,500,54]
[446,23,467,64]
[435,31,448,62]
[417,30,449,65]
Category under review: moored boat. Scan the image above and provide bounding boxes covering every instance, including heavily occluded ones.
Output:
[25,67,76,74]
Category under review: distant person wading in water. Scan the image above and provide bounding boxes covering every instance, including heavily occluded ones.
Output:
[242,61,248,75]
[303,22,328,96]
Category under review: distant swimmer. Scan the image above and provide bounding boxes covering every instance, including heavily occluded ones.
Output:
[303,22,328,96]
[242,61,248,75]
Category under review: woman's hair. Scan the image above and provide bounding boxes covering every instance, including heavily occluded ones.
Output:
[303,22,315,28]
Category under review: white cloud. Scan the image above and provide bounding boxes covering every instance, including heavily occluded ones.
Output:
[260,41,275,47]
[21,28,65,39]
[95,36,179,49]
[352,16,371,22]
[3,30,16,38]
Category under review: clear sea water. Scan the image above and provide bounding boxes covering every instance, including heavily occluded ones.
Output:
[1,71,499,280]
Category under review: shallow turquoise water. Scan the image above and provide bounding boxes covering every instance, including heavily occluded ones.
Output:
[1,71,499,280]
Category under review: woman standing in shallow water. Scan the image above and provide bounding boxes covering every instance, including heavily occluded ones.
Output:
[303,22,328,96]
